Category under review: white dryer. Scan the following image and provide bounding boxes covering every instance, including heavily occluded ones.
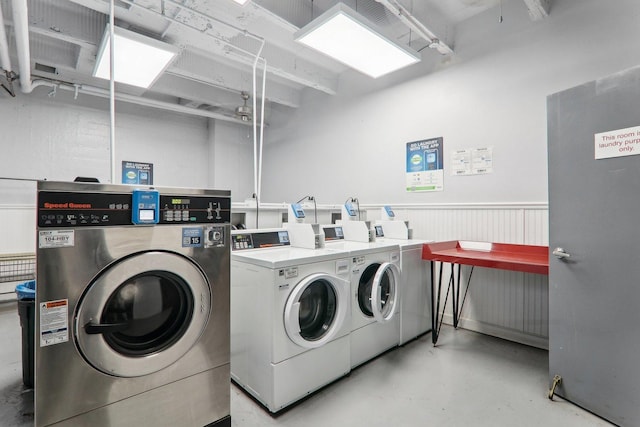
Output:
[323,226,401,368]
[231,236,351,412]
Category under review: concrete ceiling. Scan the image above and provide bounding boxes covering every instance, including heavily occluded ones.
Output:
[0,0,551,124]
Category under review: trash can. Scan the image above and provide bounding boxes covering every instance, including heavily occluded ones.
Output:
[15,280,35,388]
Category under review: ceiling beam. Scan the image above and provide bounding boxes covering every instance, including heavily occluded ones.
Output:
[122,0,340,95]
[523,0,551,21]
[159,49,302,108]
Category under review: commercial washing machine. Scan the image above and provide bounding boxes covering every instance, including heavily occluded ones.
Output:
[323,225,401,368]
[374,216,432,345]
[230,231,351,412]
[35,181,231,427]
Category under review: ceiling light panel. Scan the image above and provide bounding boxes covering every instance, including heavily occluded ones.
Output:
[295,4,420,78]
[93,25,179,88]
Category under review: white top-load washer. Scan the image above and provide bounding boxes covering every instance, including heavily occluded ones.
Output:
[323,224,401,369]
[230,230,352,412]
[374,208,433,345]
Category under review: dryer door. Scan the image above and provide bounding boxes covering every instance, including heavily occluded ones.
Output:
[283,273,348,349]
[358,262,400,323]
[75,251,211,377]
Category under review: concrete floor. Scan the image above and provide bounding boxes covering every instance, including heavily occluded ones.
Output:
[0,301,612,427]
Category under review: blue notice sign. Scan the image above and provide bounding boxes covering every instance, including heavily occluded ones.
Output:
[122,161,153,185]
[182,227,203,247]
[406,137,444,192]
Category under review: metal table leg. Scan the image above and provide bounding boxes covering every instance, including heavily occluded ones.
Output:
[431,260,453,346]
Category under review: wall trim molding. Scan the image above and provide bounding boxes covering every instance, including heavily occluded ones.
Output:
[232,201,549,211]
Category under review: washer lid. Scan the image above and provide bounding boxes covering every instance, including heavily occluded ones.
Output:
[75,251,211,377]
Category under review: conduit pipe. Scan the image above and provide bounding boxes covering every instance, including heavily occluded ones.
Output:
[8,0,257,123]
[375,0,453,55]
[257,57,267,203]
[11,0,48,93]
[120,0,261,64]
[11,0,267,198]
[109,0,115,183]
[56,81,255,124]
[252,41,265,204]
[120,0,268,204]
[0,2,12,73]
[0,1,16,96]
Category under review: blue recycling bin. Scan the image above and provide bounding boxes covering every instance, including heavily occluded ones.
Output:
[15,280,35,388]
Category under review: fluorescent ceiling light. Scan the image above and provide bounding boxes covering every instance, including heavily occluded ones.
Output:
[93,25,179,88]
[232,0,250,5]
[295,3,420,78]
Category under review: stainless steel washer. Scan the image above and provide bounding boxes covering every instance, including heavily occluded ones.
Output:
[35,181,231,427]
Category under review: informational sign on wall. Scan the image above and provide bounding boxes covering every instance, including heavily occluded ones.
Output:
[122,161,153,185]
[406,137,444,192]
[451,147,494,175]
[595,125,640,159]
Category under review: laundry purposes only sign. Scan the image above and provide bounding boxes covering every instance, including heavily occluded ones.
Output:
[595,125,640,159]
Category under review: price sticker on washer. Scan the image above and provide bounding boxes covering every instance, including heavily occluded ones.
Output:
[39,299,69,347]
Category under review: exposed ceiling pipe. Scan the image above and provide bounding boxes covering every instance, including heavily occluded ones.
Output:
[152,0,269,207]
[119,0,261,65]
[11,0,47,93]
[0,3,12,72]
[59,82,255,125]
[8,0,253,124]
[0,1,16,96]
[257,57,267,205]
[375,0,453,55]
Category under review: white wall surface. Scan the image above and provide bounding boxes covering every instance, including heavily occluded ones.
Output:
[261,0,640,205]
[0,88,255,196]
[209,120,255,199]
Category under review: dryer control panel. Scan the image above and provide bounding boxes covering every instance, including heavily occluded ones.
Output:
[38,189,231,227]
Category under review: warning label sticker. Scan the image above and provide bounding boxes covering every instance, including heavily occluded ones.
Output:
[40,299,69,347]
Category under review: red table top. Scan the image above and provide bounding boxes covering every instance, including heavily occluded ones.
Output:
[421,241,549,275]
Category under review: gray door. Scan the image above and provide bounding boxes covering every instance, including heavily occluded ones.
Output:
[548,66,640,427]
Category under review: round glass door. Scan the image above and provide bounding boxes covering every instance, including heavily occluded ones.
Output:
[75,251,211,377]
[284,273,348,349]
[357,262,399,323]
[98,271,193,356]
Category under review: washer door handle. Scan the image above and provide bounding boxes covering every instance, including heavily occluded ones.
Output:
[84,321,129,335]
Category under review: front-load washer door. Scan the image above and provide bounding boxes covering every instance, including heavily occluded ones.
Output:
[358,262,400,323]
[283,273,348,349]
[75,251,211,377]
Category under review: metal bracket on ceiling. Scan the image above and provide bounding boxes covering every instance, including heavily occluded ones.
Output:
[1,70,17,97]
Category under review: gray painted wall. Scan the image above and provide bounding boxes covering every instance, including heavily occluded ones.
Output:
[261,0,640,204]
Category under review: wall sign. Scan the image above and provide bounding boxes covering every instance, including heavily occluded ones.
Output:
[122,161,153,185]
[451,147,493,175]
[406,137,444,192]
[595,125,640,159]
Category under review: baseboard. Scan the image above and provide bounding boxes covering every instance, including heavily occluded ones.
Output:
[442,313,548,350]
